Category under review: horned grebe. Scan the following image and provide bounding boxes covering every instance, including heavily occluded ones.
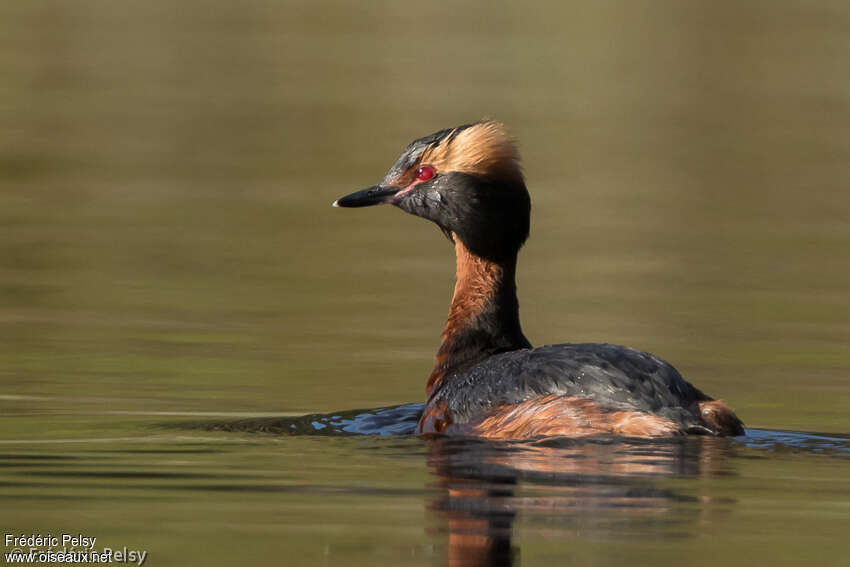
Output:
[333,121,743,438]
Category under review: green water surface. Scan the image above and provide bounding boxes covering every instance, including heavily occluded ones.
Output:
[2,1,849,565]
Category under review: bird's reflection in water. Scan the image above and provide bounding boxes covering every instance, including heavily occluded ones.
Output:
[425,435,735,567]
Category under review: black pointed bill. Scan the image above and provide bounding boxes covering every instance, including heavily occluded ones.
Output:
[333,185,401,208]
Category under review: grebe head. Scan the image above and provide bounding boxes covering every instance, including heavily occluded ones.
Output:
[334,121,531,261]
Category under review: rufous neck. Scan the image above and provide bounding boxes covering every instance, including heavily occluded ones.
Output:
[426,237,530,394]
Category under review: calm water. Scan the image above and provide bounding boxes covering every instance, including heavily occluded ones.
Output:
[2,1,849,566]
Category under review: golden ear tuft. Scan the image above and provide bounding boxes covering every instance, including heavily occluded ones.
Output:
[420,121,521,179]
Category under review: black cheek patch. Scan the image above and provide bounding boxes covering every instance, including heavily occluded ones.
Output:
[393,171,530,263]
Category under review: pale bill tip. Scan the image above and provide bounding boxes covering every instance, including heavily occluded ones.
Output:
[332,199,339,207]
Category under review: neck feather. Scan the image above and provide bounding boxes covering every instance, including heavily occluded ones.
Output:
[426,237,531,394]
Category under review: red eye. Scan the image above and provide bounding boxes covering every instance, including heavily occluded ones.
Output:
[416,165,435,181]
